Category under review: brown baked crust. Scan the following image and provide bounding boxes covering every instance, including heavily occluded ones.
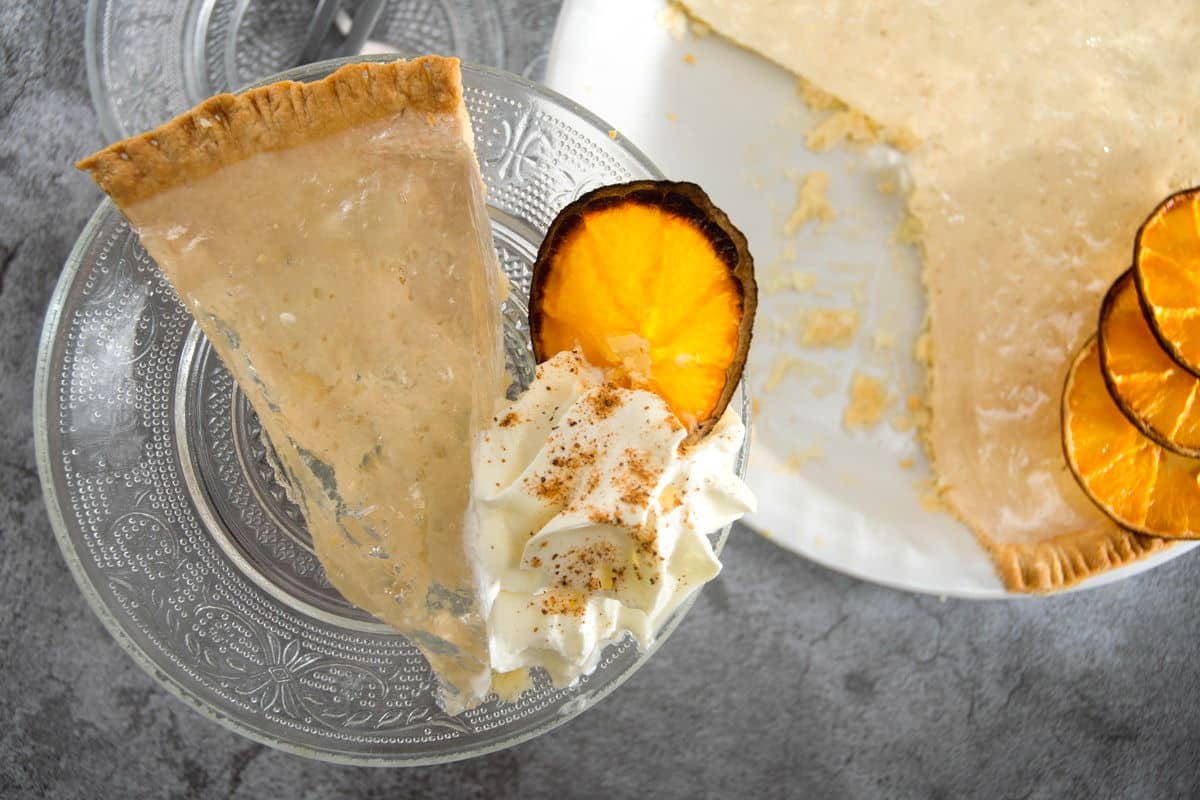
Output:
[983,524,1170,593]
[77,56,467,206]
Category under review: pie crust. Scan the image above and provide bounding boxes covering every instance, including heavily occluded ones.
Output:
[79,57,468,204]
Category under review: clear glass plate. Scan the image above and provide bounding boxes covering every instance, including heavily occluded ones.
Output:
[36,56,748,765]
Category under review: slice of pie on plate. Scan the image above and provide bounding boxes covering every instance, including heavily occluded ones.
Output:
[78,56,506,711]
[680,0,1200,591]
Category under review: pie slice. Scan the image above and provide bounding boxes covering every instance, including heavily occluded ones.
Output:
[680,1,1198,591]
[78,57,506,711]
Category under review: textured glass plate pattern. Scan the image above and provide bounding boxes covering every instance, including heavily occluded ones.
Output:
[86,0,563,143]
[36,58,747,765]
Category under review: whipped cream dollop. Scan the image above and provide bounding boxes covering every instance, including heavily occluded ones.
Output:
[468,349,755,687]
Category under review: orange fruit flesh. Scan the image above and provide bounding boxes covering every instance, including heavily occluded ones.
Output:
[535,202,743,429]
[1064,338,1200,538]
[1135,188,1200,372]
[1100,271,1200,455]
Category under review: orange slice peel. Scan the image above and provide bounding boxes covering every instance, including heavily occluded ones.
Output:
[529,180,756,440]
[1063,336,1200,539]
[1099,269,1200,457]
[1133,186,1200,376]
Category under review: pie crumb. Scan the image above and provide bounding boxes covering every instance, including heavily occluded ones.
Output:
[892,393,929,433]
[806,109,881,151]
[796,78,918,153]
[607,129,618,140]
[657,3,688,39]
[844,372,889,430]
[899,458,915,470]
[683,53,696,65]
[783,172,835,235]
[801,308,858,348]
[796,77,844,112]
[916,477,947,513]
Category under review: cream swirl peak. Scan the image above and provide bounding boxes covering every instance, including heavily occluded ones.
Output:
[468,349,755,688]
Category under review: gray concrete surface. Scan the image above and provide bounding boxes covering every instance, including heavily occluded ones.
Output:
[3,1,1200,797]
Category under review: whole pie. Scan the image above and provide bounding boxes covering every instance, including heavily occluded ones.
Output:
[79,57,506,711]
[681,0,1200,591]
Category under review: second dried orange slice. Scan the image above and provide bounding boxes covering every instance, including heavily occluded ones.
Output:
[1099,269,1200,457]
[1064,337,1200,538]
[1134,186,1200,375]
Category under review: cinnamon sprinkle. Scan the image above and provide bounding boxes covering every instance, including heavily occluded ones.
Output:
[615,447,660,508]
[542,539,623,598]
[527,444,598,504]
[586,384,624,420]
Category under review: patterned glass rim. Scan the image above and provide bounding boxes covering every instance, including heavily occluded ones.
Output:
[84,0,511,143]
[37,55,748,766]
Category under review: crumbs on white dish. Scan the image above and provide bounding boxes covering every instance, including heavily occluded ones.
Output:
[783,172,835,235]
[843,372,889,431]
[801,308,858,348]
[468,350,754,690]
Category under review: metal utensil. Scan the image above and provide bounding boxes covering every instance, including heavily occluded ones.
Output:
[298,0,343,64]
[337,0,387,57]
[299,0,389,64]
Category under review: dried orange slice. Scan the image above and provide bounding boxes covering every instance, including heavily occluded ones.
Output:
[1133,186,1200,375]
[529,180,756,439]
[1099,269,1200,457]
[1063,336,1200,538]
